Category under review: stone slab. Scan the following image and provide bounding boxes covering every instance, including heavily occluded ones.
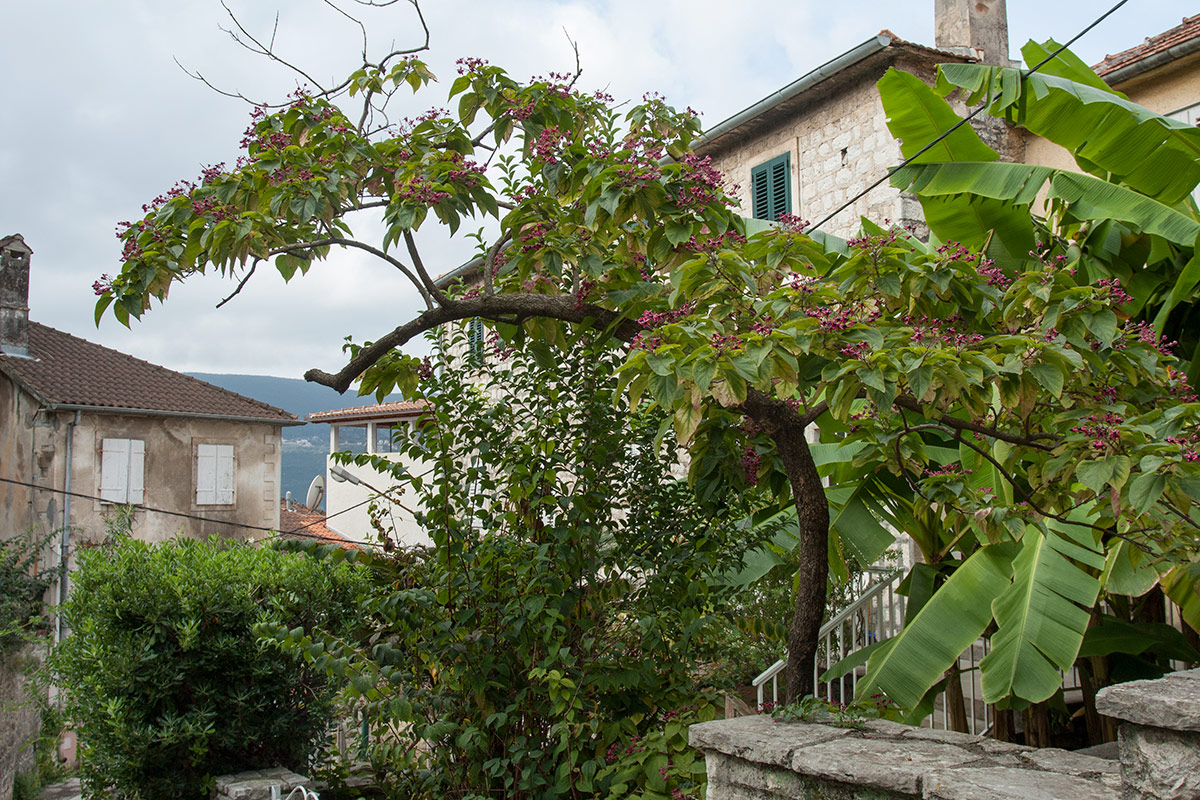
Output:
[1118,723,1200,800]
[1018,747,1118,776]
[37,779,80,800]
[1096,673,1200,732]
[789,736,982,795]
[690,715,849,768]
[923,766,1120,800]
[213,768,310,800]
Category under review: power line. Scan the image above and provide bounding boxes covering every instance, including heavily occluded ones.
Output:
[808,0,1132,234]
[0,474,385,549]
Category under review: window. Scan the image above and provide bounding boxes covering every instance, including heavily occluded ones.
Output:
[751,152,791,221]
[100,438,144,504]
[1168,101,1200,205]
[196,444,235,505]
[468,318,486,366]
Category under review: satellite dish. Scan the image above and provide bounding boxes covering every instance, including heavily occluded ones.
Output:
[305,474,325,509]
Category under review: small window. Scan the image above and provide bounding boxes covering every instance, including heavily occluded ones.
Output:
[196,444,235,505]
[751,152,792,221]
[468,318,486,366]
[100,438,145,504]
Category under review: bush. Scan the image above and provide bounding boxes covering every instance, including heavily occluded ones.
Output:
[0,529,54,657]
[271,331,771,799]
[52,537,370,800]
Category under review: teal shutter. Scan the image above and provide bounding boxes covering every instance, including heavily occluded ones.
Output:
[751,152,792,221]
[468,318,485,366]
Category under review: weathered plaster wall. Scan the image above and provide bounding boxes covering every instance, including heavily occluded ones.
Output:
[63,412,281,545]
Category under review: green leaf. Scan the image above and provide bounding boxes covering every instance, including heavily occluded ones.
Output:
[1076,459,1114,494]
[980,526,1101,704]
[1079,615,1200,662]
[855,545,1015,709]
[1100,539,1159,598]
[1127,472,1167,518]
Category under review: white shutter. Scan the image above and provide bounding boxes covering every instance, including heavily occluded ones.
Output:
[127,440,145,504]
[197,444,217,504]
[215,445,235,505]
[100,438,130,502]
[197,444,235,505]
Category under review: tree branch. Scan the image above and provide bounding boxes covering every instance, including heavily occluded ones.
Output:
[893,396,1059,451]
[403,230,449,307]
[269,237,433,309]
[305,294,640,392]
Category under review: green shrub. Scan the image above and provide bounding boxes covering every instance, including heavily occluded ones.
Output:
[269,331,773,798]
[52,537,370,800]
[0,529,54,657]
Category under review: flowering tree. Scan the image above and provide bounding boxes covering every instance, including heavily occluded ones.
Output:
[97,12,1200,706]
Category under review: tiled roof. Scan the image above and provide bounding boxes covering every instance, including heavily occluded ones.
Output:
[278,501,358,549]
[0,321,299,423]
[308,400,428,423]
[1094,14,1200,78]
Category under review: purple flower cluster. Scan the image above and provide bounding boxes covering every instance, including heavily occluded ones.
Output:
[682,231,746,254]
[92,274,112,296]
[637,302,695,329]
[1095,278,1133,306]
[1071,413,1124,451]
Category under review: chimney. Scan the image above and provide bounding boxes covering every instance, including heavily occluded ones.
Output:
[0,234,32,358]
[934,0,1011,67]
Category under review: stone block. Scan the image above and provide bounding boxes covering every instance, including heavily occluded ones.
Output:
[788,737,982,795]
[1096,672,1200,732]
[690,716,849,768]
[1117,724,1200,800]
[212,768,311,800]
[923,766,1120,800]
[1018,747,1117,777]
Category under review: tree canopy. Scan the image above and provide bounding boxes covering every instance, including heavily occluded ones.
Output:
[97,22,1200,708]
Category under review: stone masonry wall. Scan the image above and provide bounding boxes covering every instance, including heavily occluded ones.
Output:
[0,649,41,800]
[690,714,1120,800]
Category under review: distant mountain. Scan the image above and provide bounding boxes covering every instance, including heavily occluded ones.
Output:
[187,372,400,509]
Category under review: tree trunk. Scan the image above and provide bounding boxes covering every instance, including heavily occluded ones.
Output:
[944,662,970,733]
[1023,701,1053,748]
[772,422,830,702]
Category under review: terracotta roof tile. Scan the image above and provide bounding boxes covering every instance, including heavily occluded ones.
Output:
[1094,14,1200,77]
[278,500,358,549]
[0,322,299,423]
[308,400,428,423]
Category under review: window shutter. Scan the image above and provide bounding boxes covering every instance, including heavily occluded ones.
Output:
[751,153,791,221]
[100,438,130,502]
[127,440,145,504]
[197,444,217,504]
[215,445,235,505]
[468,318,485,366]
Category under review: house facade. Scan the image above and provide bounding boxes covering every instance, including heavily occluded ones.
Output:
[307,400,432,548]
[0,234,301,574]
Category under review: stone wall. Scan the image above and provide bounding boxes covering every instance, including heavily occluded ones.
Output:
[692,667,1200,800]
[0,649,41,800]
[690,715,1118,799]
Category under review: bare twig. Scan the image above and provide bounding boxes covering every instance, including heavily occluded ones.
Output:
[216,262,259,308]
[218,0,329,93]
[270,237,434,309]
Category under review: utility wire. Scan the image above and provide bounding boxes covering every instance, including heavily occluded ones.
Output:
[0,474,384,549]
[808,0,1132,234]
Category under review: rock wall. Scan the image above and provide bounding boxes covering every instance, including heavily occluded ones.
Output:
[690,715,1119,799]
[0,649,41,800]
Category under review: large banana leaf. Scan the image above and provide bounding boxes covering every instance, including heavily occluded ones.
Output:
[854,544,1015,709]
[979,525,1103,704]
[890,162,1200,247]
[877,68,1034,267]
[937,61,1200,205]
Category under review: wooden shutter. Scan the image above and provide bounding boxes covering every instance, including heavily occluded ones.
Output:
[100,438,130,502]
[127,440,145,504]
[751,153,791,221]
[197,444,235,505]
[468,318,485,366]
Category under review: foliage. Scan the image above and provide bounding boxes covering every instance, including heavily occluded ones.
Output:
[266,331,762,799]
[0,529,55,657]
[51,537,370,800]
[96,13,1200,711]
[771,692,902,729]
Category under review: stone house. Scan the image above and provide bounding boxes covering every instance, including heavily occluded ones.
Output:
[0,234,302,595]
[307,400,433,548]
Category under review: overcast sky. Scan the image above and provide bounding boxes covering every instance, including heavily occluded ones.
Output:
[2,0,1194,382]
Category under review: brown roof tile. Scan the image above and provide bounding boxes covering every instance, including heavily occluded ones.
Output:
[308,400,428,423]
[1094,14,1200,77]
[0,321,299,423]
[278,501,358,549]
